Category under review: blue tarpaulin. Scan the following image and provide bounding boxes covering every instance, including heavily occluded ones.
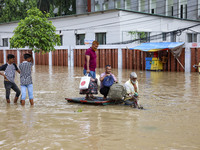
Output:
[130,42,184,52]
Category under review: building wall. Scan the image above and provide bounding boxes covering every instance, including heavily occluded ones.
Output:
[131,0,139,11]
[119,11,200,44]
[85,0,200,20]
[76,0,88,14]
[187,0,198,20]
[51,11,121,45]
[156,0,165,15]
[0,10,200,47]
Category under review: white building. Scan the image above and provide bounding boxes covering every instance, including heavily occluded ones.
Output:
[77,0,200,21]
[0,9,200,47]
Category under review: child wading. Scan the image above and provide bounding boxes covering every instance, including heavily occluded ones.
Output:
[19,53,34,105]
[0,54,21,103]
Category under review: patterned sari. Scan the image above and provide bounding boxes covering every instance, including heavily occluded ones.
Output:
[80,79,98,94]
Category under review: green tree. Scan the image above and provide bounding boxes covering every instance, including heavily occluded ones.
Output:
[0,0,37,23]
[10,8,60,53]
[20,0,38,19]
[0,0,22,23]
[128,31,150,43]
[0,0,76,23]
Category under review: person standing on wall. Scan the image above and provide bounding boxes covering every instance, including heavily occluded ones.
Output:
[83,40,99,99]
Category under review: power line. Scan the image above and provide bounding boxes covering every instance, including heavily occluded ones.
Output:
[56,7,200,32]
[108,23,200,44]
[56,2,200,30]
[1,2,200,34]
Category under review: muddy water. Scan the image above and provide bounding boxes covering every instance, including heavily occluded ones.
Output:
[0,65,200,150]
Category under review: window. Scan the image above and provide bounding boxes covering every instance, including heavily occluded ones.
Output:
[125,0,131,10]
[187,33,197,43]
[198,0,200,17]
[185,4,187,19]
[162,32,167,41]
[60,35,63,46]
[179,0,187,18]
[95,33,106,45]
[150,0,156,14]
[103,2,108,10]
[115,1,121,8]
[166,0,173,16]
[95,4,100,11]
[139,0,145,12]
[170,32,176,42]
[138,32,150,43]
[76,34,85,45]
[2,38,8,47]
[151,9,155,14]
[180,5,183,18]
[171,6,174,16]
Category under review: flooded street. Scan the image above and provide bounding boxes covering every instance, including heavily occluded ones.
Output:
[0,65,200,150]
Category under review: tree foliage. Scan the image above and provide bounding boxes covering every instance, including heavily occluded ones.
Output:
[0,0,38,23]
[0,0,76,23]
[10,8,60,53]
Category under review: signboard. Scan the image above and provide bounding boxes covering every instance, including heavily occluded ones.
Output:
[192,43,197,47]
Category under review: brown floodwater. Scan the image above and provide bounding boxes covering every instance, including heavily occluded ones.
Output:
[0,65,200,150]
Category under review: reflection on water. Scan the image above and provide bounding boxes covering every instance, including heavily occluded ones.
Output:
[0,65,200,149]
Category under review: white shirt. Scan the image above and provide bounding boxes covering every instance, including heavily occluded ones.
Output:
[124,79,139,95]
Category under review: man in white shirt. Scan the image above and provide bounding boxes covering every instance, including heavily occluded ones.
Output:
[124,72,141,108]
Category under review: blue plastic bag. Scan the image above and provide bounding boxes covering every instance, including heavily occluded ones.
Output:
[103,75,114,87]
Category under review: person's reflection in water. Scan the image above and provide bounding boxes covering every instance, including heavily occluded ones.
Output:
[21,107,35,128]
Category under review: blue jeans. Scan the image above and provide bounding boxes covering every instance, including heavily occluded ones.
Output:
[21,84,34,100]
[83,69,96,79]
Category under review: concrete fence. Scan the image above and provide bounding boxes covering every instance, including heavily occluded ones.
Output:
[0,44,200,72]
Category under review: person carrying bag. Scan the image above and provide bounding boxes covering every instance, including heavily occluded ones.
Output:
[79,74,91,90]
[100,65,117,100]
[79,74,98,100]
[102,75,114,87]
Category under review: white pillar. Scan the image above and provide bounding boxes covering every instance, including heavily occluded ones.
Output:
[118,47,123,83]
[118,47,122,69]
[3,49,6,64]
[185,43,191,73]
[49,51,52,66]
[17,49,20,65]
[68,46,71,67]
[70,46,74,67]
[32,51,35,66]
